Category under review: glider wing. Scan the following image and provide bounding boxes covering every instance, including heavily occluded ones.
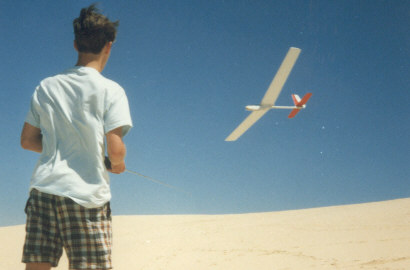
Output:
[225,109,270,141]
[260,47,301,106]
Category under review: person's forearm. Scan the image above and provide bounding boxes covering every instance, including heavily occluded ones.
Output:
[108,143,126,165]
[106,127,127,173]
[21,134,43,153]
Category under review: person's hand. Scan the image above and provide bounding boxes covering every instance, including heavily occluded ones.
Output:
[110,161,126,174]
[104,156,126,174]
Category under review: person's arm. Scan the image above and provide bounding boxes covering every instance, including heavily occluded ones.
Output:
[106,127,127,174]
[21,122,42,153]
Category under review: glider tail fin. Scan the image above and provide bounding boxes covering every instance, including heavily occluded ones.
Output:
[288,93,312,118]
[291,94,301,105]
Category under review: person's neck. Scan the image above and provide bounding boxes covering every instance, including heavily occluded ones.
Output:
[75,53,106,73]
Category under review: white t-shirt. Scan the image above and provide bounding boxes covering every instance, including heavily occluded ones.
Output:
[25,66,133,208]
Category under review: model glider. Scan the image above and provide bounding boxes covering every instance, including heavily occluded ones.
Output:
[225,47,312,141]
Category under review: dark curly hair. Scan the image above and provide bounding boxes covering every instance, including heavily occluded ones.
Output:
[73,4,119,54]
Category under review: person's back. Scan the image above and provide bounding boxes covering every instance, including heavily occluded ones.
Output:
[28,66,131,207]
[20,4,132,270]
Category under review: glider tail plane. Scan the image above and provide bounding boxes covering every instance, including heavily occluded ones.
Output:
[288,93,312,118]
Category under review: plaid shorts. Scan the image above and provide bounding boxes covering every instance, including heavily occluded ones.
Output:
[22,189,112,269]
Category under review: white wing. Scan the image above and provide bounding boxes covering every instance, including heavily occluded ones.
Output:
[225,109,270,141]
[260,47,301,106]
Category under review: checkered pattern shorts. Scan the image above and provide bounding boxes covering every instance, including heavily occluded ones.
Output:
[22,189,112,269]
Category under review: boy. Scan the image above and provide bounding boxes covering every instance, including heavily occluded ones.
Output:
[20,4,132,270]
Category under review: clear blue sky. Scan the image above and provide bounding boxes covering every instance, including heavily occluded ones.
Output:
[0,0,409,226]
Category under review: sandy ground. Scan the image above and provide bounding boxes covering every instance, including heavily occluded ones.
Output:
[1,198,409,269]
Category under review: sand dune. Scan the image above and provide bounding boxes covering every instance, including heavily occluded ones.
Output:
[1,198,409,269]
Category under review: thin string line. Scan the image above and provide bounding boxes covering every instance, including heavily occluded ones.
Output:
[125,169,192,196]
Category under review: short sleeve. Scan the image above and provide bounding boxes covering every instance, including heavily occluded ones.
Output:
[25,89,41,128]
[104,88,133,136]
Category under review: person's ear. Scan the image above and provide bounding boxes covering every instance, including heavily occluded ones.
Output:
[74,40,79,52]
[104,41,113,54]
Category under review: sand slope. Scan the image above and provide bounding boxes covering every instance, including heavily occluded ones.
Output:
[1,198,409,269]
